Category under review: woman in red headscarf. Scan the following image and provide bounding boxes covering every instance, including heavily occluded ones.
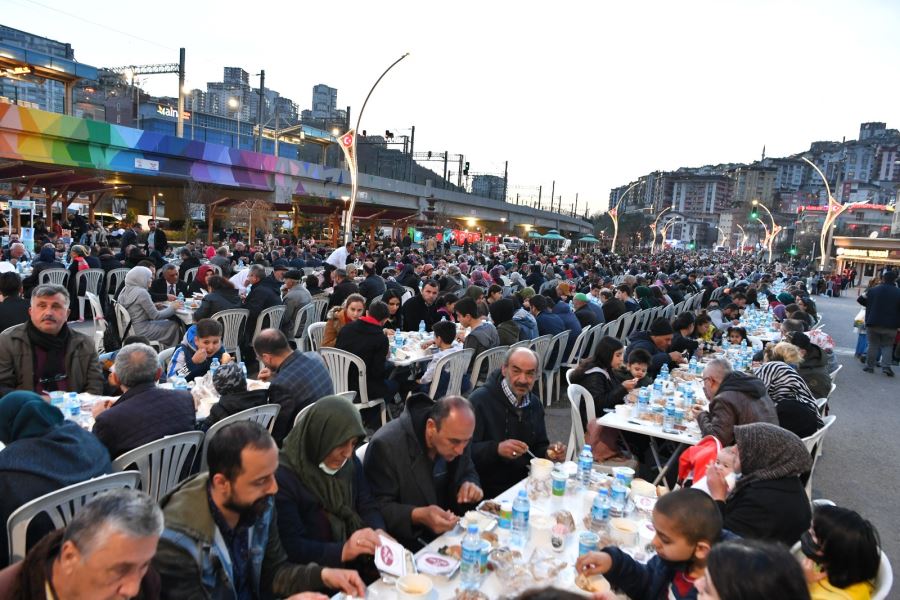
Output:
[188,264,214,296]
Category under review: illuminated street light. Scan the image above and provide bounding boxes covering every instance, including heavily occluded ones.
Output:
[649,206,673,254]
[608,182,640,254]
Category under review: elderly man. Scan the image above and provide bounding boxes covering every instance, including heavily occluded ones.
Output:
[364,395,482,549]
[573,292,603,328]
[625,317,686,378]
[0,284,103,396]
[401,278,440,332]
[0,242,28,271]
[691,358,778,446]
[153,421,364,599]
[150,263,189,302]
[468,348,563,497]
[328,268,360,309]
[92,343,195,459]
[243,264,283,345]
[254,329,333,445]
[210,245,233,278]
[280,269,312,339]
[0,489,164,598]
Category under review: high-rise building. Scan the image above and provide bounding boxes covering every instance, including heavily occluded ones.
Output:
[223,67,249,88]
[471,175,507,202]
[311,84,337,119]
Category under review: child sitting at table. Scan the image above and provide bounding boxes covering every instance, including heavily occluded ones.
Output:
[690,446,737,496]
[167,318,231,382]
[418,320,470,397]
[576,488,735,600]
[726,326,749,346]
[802,504,882,600]
[202,361,269,430]
[613,348,653,389]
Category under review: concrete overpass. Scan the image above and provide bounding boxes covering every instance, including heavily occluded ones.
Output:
[0,104,592,236]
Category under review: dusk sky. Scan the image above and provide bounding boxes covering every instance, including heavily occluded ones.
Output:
[4,0,900,214]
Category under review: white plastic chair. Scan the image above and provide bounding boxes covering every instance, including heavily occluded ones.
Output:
[6,472,141,563]
[158,346,177,375]
[75,269,105,318]
[509,339,531,351]
[211,308,249,363]
[252,305,286,345]
[311,297,330,321]
[562,327,593,370]
[307,322,326,353]
[355,442,369,462]
[113,301,132,342]
[790,540,892,600]
[264,267,274,277]
[39,267,69,287]
[542,331,570,406]
[319,348,387,426]
[428,348,475,399]
[801,415,837,499]
[198,404,281,472]
[207,264,222,276]
[111,431,205,502]
[815,397,828,415]
[107,267,130,302]
[566,383,595,461]
[829,364,842,382]
[290,303,317,351]
[470,346,508,387]
[68,291,107,354]
[182,266,199,285]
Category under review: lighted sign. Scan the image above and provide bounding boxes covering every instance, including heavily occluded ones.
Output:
[156,105,191,120]
[837,248,889,258]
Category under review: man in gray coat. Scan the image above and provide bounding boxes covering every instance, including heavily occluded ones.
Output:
[363,394,483,549]
[280,269,312,339]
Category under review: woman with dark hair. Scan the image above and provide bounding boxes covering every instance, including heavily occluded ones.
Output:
[797,296,819,324]
[381,288,404,331]
[22,245,64,296]
[486,284,503,305]
[305,274,324,297]
[435,292,458,323]
[192,275,242,320]
[650,284,671,306]
[671,312,699,355]
[635,285,659,310]
[489,298,520,346]
[802,505,881,600]
[697,538,811,600]
[695,312,716,342]
[464,285,489,317]
[397,263,420,294]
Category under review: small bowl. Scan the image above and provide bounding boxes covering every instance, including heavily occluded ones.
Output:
[396,574,433,600]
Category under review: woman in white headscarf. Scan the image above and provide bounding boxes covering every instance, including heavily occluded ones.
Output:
[118,266,183,348]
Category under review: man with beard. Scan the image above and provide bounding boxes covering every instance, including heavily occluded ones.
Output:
[0,284,103,396]
[153,421,365,599]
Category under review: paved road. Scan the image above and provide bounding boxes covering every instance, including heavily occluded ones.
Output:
[544,291,899,581]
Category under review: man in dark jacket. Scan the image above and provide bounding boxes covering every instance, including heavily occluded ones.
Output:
[329,268,360,309]
[857,269,900,376]
[788,331,831,399]
[468,348,560,498]
[119,222,142,254]
[573,293,602,329]
[336,300,396,415]
[0,272,29,332]
[149,264,189,302]
[530,294,565,338]
[363,394,482,550]
[358,261,386,304]
[242,265,283,346]
[600,288,627,323]
[176,247,201,280]
[401,279,440,332]
[145,219,168,255]
[92,343,195,459]
[254,329,333,445]
[624,318,687,378]
[692,358,779,446]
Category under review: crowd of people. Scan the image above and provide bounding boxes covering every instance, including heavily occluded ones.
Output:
[0,221,897,599]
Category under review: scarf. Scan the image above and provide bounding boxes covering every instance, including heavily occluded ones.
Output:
[730,422,812,497]
[25,320,70,392]
[753,361,822,425]
[279,395,367,542]
[0,391,64,444]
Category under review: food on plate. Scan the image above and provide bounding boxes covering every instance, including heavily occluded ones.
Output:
[552,510,576,532]
[480,531,498,545]
[546,442,566,462]
[462,510,495,530]
[478,500,502,516]
[455,591,488,600]
[438,544,461,560]
[575,573,611,593]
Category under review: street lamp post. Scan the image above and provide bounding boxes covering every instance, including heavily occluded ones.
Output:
[649,206,673,254]
[609,182,640,254]
[228,96,243,149]
[755,217,772,262]
[735,224,748,254]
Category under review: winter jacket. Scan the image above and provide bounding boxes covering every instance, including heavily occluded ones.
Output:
[400,295,439,332]
[552,300,583,357]
[696,371,779,446]
[204,389,269,429]
[496,320,521,346]
[717,477,811,546]
[568,362,627,429]
[336,317,391,400]
[167,325,227,382]
[513,308,539,340]
[625,330,676,378]
[192,288,242,321]
[857,281,900,329]
[468,370,550,498]
[267,351,334,445]
[796,344,831,400]
[243,283,282,345]
[602,297,627,322]
[358,274,386,303]
[153,474,324,599]
[574,304,600,329]
[464,322,501,377]
[0,323,104,396]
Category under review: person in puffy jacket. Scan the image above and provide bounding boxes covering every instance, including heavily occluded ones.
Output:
[167,318,230,382]
[624,318,687,378]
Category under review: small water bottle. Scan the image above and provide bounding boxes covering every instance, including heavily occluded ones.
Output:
[663,400,676,433]
[688,356,698,373]
[210,357,220,377]
[638,388,650,418]
[590,489,611,533]
[660,363,669,379]
[578,444,593,490]
[511,489,530,548]
[460,524,482,590]
[418,320,426,334]
[740,339,747,351]
[177,292,184,303]
[239,361,247,377]
[15,261,22,274]
[722,339,731,351]
[610,481,627,517]
[65,392,80,419]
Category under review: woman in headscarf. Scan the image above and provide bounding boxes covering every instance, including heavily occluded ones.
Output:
[188,264,214,296]
[754,342,823,438]
[203,361,268,429]
[464,285,489,318]
[489,265,505,286]
[118,265,183,348]
[635,285,659,310]
[508,270,526,292]
[0,391,112,566]
[774,292,795,321]
[469,269,488,290]
[22,245,64,296]
[705,422,812,547]
[397,263,420,295]
[275,395,386,580]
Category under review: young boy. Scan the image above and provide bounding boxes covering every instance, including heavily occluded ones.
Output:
[419,320,470,396]
[168,318,231,381]
[577,488,734,600]
[614,347,653,388]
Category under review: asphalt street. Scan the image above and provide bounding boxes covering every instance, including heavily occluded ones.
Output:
[544,291,899,585]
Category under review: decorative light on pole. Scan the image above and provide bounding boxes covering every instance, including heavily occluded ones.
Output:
[735,224,748,254]
[336,53,410,244]
[608,182,640,254]
[755,217,773,262]
[649,206,672,254]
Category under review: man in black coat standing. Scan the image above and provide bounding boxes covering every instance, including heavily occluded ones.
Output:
[145,219,168,255]
[467,347,562,498]
[119,222,142,256]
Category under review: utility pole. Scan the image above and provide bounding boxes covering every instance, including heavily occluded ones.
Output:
[457,155,463,188]
[255,70,265,152]
[176,48,185,138]
[574,193,578,217]
[408,125,415,182]
[550,180,555,213]
[442,151,449,189]
[502,161,508,203]
[537,185,542,210]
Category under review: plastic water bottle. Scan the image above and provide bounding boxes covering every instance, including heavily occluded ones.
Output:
[740,339,748,352]
[177,292,184,303]
[722,339,730,351]
[460,524,482,590]
[511,489,530,547]
[610,481,627,517]
[688,356,698,374]
[578,444,593,489]
[638,388,650,418]
[590,489,611,533]
[65,392,80,419]
[660,363,669,379]
[418,320,426,335]
[239,361,247,377]
[652,378,663,402]
[15,261,22,274]
[663,400,676,433]
[210,357,220,377]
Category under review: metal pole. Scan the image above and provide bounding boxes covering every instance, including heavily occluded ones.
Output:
[458,155,463,188]
[443,151,449,188]
[574,193,578,217]
[274,111,280,157]
[176,48,186,138]
[537,186,542,210]
[550,180,555,213]
[255,70,265,152]
[503,161,508,203]
[408,125,415,182]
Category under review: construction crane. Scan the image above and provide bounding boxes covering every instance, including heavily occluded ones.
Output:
[109,48,186,137]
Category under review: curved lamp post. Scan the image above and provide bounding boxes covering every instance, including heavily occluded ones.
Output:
[800,157,869,271]
[649,206,673,255]
[338,53,410,244]
[735,224,748,254]
[755,217,772,262]
[609,182,640,254]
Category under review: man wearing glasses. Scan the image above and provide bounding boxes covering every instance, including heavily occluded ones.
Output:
[0,284,104,397]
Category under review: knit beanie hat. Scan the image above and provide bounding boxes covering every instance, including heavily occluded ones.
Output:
[213,361,247,395]
[649,317,674,336]
[573,293,589,303]
[520,287,536,300]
